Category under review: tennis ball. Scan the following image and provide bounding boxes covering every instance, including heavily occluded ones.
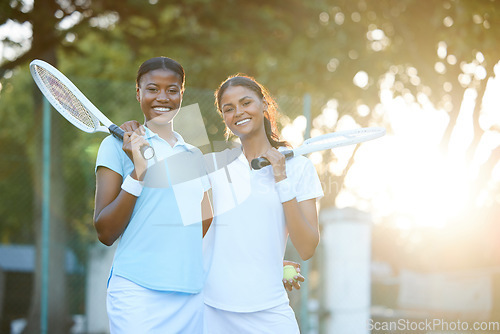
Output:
[283,265,298,282]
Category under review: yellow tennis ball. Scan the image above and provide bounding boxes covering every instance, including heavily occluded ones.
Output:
[283,265,298,282]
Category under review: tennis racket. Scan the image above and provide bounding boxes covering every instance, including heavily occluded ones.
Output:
[29,59,155,160]
[251,127,386,169]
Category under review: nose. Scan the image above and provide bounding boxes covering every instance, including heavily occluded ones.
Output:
[156,90,169,102]
[235,105,244,116]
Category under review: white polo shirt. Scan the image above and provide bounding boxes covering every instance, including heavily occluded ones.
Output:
[203,147,323,312]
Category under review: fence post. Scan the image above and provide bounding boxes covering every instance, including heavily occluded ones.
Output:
[41,97,51,334]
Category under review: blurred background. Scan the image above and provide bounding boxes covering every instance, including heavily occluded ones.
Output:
[1,0,500,333]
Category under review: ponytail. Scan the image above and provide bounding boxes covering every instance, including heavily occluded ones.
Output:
[263,113,288,149]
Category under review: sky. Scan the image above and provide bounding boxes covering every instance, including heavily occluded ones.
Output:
[0,19,32,63]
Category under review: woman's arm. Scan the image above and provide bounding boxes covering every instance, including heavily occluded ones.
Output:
[201,191,213,237]
[261,148,320,260]
[93,131,148,246]
[282,199,319,260]
[93,167,138,246]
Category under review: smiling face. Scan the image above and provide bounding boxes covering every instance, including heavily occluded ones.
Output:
[136,68,183,125]
[220,85,268,140]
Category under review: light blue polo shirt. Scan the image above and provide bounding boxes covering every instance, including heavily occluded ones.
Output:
[95,128,209,293]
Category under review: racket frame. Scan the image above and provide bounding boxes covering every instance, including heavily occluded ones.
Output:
[30,60,118,135]
[251,127,386,169]
[30,59,154,160]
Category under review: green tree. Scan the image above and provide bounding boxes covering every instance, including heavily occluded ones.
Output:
[0,0,160,332]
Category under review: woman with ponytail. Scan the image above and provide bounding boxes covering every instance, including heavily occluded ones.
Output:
[202,74,324,333]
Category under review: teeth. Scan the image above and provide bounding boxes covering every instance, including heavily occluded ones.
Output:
[154,107,171,112]
[236,119,250,125]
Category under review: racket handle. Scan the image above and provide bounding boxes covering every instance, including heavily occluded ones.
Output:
[109,124,155,160]
[251,150,294,170]
[109,124,125,140]
[251,157,270,170]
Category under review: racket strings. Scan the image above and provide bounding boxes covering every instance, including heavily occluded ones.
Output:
[34,66,99,131]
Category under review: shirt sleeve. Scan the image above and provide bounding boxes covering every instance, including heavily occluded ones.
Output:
[295,158,324,202]
[95,136,124,177]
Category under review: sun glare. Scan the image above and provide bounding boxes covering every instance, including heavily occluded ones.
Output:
[336,131,473,229]
[271,63,500,231]
[305,69,500,230]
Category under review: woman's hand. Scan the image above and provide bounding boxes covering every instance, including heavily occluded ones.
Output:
[120,121,149,179]
[122,131,148,180]
[260,148,287,182]
[283,260,305,291]
[120,120,143,133]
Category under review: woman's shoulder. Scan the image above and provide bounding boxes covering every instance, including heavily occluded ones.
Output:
[96,135,124,158]
[100,134,122,148]
[203,146,243,173]
[183,143,204,157]
[286,154,317,176]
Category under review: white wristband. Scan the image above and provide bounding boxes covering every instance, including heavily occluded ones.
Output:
[121,175,143,197]
[275,178,296,203]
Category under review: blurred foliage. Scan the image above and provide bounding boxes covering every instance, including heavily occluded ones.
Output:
[0,70,35,243]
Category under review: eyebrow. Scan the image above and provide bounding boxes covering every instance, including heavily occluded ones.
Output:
[222,96,253,109]
[145,83,180,88]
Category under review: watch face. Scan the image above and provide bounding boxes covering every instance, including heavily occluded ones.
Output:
[142,146,155,160]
